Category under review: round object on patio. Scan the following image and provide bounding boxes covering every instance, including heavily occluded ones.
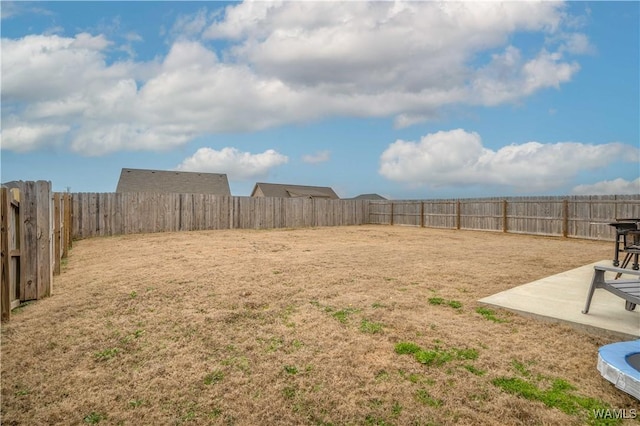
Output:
[597,339,640,401]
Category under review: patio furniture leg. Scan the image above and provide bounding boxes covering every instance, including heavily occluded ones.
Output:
[582,268,604,314]
[616,253,634,278]
[614,232,622,266]
[625,301,637,311]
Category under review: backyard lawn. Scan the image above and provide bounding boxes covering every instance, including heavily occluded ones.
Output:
[1,225,636,425]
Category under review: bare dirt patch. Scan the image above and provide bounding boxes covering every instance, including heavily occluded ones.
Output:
[1,225,635,425]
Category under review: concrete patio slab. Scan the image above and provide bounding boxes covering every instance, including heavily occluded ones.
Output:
[479,260,640,339]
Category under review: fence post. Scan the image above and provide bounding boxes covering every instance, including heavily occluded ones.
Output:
[502,200,508,233]
[420,201,425,228]
[562,199,569,238]
[22,182,37,301]
[36,181,52,299]
[53,193,61,275]
[390,202,394,226]
[456,200,461,230]
[63,193,72,255]
[1,188,10,322]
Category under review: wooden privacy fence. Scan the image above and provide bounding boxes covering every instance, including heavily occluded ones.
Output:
[1,181,72,321]
[4,187,637,321]
[368,195,640,241]
[4,186,636,320]
[72,192,640,242]
[71,193,370,239]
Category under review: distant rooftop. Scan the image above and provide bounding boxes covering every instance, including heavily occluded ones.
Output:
[251,182,339,199]
[116,168,231,195]
[350,193,387,200]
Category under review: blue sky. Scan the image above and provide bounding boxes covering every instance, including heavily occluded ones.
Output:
[1,1,638,198]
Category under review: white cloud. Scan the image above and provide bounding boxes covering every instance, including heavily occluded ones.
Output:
[125,32,143,42]
[302,150,331,164]
[558,33,595,55]
[0,2,19,19]
[176,147,288,181]
[572,178,640,195]
[1,2,52,20]
[170,8,211,40]
[0,116,69,152]
[471,47,579,106]
[2,34,117,102]
[1,2,592,155]
[379,129,638,192]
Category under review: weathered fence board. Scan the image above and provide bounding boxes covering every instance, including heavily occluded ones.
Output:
[53,193,61,275]
[36,182,52,299]
[461,199,503,231]
[423,201,457,229]
[507,199,564,236]
[22,182,38,301]
[1,188,13,321]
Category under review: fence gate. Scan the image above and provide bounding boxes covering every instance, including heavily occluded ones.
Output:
[1,187,22,321]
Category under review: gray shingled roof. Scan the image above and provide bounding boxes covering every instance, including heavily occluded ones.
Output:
[350,193,387,200]
[251,182,339,199]
[116,168,231,195]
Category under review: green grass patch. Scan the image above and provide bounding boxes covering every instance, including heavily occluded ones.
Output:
[394,342,422,355]
[128,399,144,408]
[415,349,453,366]
[283,365,298,375]
[311,300,364,328]
[476,307,508,323]
[454,348,478,360]
[282,386,297,399]
[396,342,479,367]
[463,364,486,376]
[428,297,463,310]
[264,336,284,353]
[221,356,250,374]
[207,408,223,419]
[364,415,393,426]
[94,348,119,361]
[447,300,463,309]
[407,373,421,384]
[204,370,224,385]
[360,319,383,334]
[415,389,442,407]
[391,401,402,417]
[374,370,390,381]
[512,359,533,377]
[332,307,359,324]
[492,376,621,425]
[83,412,106,424]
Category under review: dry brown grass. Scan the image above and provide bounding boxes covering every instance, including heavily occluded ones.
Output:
[1,225,637,425]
